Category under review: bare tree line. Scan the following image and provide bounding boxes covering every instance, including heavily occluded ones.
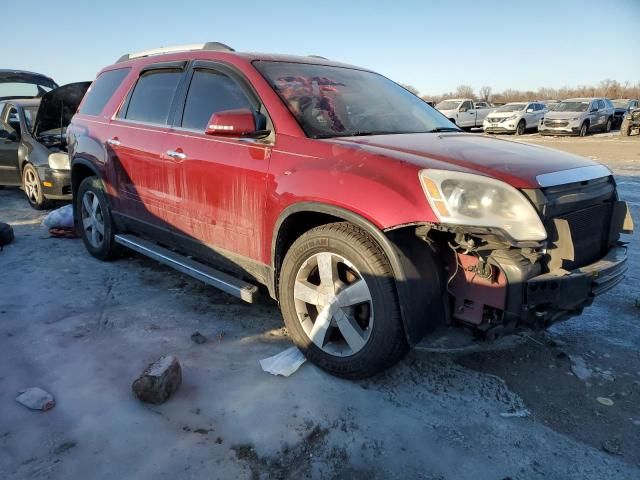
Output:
[404,79,640,104]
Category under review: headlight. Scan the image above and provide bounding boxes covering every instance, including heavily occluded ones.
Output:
[502,115,518,122]
[568,117,580,121]
[48,152,70,170]
[419,169,547,241]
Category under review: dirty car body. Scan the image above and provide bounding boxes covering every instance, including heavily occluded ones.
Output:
[0,82,90,207]
[67,44,634,378]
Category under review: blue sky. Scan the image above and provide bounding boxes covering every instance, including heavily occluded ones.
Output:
[5,0,639,96]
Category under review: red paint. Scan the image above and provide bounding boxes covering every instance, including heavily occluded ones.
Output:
[69,50,603,267]
[449,253,507,325]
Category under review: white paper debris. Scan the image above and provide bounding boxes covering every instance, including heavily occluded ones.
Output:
[500,409,531,418]
[42,204,74,229]
[260,347,307,377]
[16,387,55,411]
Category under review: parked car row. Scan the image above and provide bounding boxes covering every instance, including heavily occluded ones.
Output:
[435,96,639,137]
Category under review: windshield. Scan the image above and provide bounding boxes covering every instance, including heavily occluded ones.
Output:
[24,106,38,131]
[612,100,629,108]
[255,62,457,138]
[496,103,526,112]
[554,101,589,112]
[435,100,462,110]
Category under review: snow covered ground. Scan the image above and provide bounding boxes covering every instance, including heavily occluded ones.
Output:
[0,135,638,479]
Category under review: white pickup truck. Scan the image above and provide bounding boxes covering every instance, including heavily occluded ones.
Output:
[435,99,494,129]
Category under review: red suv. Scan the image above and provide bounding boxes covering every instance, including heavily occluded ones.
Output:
[68,43,633,379]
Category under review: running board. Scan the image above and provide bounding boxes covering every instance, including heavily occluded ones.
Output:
[114,234,258,303]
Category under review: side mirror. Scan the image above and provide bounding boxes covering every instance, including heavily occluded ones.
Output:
[459,107,468,112]
[526,108,534,113]
[590,107,598,113]
[205,109,269,138]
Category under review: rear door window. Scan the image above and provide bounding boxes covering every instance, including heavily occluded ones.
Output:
[180,69,254,131]
[79,68,130,116]
[124,70,183,125]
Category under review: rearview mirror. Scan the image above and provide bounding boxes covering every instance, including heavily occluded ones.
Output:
[205,109,269,138]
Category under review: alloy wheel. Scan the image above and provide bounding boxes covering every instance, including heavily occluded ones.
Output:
[293,252,373,357]
[81,191,105,248]
[23,168,40,203]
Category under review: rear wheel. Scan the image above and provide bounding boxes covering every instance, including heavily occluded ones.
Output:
[76,176,120,260]
[515,119,526,136]
[22,164,50,210]
[279,222,408,379]
[579,121,589,137]
[604,117,612,133]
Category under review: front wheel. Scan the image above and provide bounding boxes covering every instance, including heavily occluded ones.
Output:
[604,117,612,133]
[515,120,526,136]
[279,222,408,379]
[579,121,589,137]
[620,117,631,136]
[76,176,120,261]
[22,164,50,210]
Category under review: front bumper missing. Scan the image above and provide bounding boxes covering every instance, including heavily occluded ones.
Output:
[36,166,71,200]
[525,245,627,312]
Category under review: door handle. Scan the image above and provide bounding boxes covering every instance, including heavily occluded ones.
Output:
[166,150,186,160]
[106,138,121,146]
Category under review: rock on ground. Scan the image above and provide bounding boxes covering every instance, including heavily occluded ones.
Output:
[131,355,182,405]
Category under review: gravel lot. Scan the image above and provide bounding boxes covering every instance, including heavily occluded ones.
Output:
[0,133,638,480]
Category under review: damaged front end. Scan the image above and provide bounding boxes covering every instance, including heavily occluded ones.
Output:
[416,174,633,336]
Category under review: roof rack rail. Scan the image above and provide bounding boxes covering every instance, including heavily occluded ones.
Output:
[308,55,328,60]
[116,42,234,63]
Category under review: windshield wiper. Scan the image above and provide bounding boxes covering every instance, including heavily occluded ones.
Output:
[425,127,461,133]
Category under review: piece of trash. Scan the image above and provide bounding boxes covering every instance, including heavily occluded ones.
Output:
[48,227,77,238]
[597,397,614,406]
[16,387,55,411]
[132,355,182,405]
[191,332,207,344]
[569,355,592,381]
[499,409,531,418]
[260,346,307,377]
[42,204,74,229]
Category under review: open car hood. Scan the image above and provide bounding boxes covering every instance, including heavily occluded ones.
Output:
[32,82,91,137]
[0,70,58,101]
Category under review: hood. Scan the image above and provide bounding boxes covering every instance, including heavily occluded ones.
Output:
[543,110,585,120]
[0,70,58,101]
[486,111,522,119]
[326,133,601,189]
[32,82,91,137]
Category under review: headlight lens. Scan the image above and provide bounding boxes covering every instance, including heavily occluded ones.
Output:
[419,169,547,241]
[48,152,70,170]
[502,115,518,122]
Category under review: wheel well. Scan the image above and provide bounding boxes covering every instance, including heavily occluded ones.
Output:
[71,163,96,198]
[273,210,342,293]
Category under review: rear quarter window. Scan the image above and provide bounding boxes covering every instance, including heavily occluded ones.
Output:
[79,68,130,116]
[124,69,182,124]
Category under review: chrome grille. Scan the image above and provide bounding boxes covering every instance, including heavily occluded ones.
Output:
[544,119,568,127]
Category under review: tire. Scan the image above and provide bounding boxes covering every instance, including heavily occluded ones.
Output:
[449,118,456,125]
[604,117,612,133]
[279,222,408,379]
[0,222,14,249]
[579,121,589,137]
[75,176,120,260]
[620,117,631,136]
[515,120,526,136]
[22,164,50,210]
